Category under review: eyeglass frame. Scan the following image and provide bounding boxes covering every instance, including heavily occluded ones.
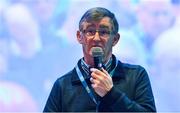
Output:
[80,28,116,38]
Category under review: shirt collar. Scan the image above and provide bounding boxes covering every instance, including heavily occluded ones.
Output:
[81,56,113,75]
[71,55,125,85]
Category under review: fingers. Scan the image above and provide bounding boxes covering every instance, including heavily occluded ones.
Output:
[101,68,109,76]
[90,77,99,85]
[91,83,104,90]
[90,68,109,75]
[90,78,104,90]
[90,68,110,82]
[90,68,113,97]
[90,68,101,74]
[90,68,111,87]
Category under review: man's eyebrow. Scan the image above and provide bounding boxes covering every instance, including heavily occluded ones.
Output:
[99,25,110,29]
[84,24,110,30]
[85,24,96,29]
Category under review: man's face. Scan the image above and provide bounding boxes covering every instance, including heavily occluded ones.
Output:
[77,17,119,65]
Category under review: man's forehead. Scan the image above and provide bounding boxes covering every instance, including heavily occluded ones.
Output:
[81,17,112,29]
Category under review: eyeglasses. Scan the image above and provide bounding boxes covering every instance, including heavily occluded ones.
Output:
[81,28,113,38]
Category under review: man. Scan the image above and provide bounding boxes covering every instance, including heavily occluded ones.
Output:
[43,7,156,112]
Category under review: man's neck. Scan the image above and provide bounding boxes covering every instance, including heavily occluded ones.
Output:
[84,53,112,67]
[82,56,112,68]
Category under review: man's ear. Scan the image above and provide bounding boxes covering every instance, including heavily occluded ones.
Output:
[77,31,83,44]
[112,33,120,46]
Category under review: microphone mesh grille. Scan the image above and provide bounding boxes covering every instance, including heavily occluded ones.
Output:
[91,47,103,57]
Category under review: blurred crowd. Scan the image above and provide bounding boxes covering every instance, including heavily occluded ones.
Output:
[0,0,180,112]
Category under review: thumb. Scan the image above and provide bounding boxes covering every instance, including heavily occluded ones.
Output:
[101,68,109,76]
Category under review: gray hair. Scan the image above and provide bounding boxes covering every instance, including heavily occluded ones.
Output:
[79,7,119,34]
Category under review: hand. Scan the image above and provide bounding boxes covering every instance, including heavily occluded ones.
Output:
[90,68,113,97]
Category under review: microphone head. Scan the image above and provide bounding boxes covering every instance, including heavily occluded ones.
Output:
[91,47,104,57]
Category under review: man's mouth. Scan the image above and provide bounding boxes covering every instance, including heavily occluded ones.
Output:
[91,45,103,48]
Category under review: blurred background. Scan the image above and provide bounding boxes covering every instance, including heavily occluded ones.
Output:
[0,0,180,112]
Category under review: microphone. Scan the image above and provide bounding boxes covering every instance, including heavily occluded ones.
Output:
[91,47,104,70]
[91,47,104,106]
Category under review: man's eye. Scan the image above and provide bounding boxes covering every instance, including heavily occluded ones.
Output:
[86,30,95,35]
[100,30,110,35]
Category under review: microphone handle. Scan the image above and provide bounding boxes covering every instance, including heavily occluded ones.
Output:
[93,56,103,70]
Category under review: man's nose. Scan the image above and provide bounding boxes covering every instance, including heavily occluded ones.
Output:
[93,31,101,41]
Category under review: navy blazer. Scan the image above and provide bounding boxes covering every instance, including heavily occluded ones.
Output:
[43,55,156,112]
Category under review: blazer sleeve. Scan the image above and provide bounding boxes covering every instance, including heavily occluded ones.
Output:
[43,80,62,112]
[98,67,156,112]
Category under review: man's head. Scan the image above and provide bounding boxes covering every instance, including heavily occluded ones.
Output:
[78,7,119,34]
[77,7,120,66]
